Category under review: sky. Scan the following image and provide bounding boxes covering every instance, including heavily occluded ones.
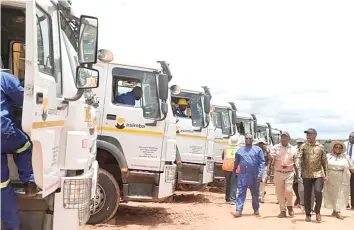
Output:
[74,0,354,139]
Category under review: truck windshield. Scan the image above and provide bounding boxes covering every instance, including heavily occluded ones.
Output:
[257,126,268,142]
[172,92,204,127]
[272,133,281,144]
[237,119,252,135]
[214,108,231,135]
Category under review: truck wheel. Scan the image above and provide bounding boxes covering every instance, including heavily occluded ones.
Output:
[209,179,225,187]
[178,183,207,191]
[87,168,120,224]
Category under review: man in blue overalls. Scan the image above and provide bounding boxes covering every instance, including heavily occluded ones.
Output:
[231,133,265,217]
[1,72,37,230]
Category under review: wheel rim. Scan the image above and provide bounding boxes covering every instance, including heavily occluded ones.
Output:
[90,184,106,215]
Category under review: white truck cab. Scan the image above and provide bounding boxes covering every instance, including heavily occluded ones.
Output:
[236,112,255,145]
[1,0,100,229]
[88,54,178,224]
[171,87,214,191]
[210,102,238,187]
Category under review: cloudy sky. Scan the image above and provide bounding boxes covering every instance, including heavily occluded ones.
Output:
[74,0,354,139]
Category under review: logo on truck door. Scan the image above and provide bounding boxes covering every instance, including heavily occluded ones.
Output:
[115,117,126,129]
[115,117,146,130]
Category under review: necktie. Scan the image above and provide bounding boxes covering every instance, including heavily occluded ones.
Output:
[349,144,353,159]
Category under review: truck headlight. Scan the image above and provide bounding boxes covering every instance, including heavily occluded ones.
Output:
[207,161,214,172]
[165,165,176,183]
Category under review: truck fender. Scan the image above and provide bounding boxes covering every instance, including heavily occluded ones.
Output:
[97,136,128,170]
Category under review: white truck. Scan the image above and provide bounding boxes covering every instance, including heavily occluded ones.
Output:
[210,102,238,187]
[171,87,214,191]
[87,55,178,224]
[1,0,100,229]
[270,127,282,145]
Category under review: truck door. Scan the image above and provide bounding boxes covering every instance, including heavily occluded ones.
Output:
[99,64,165,171]
[22,0,66,197]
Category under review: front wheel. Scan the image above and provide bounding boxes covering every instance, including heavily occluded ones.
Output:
[87,168,120,224]
[178,183,208,191]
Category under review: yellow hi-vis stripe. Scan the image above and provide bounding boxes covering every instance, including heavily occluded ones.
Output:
[0,179,10,189]
[15,141,31,154]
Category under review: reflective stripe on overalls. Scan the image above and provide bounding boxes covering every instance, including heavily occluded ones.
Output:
[15,141,31,154]
[222,145,240,172]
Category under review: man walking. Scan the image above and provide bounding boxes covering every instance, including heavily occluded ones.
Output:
[296,128,328,223]
[269,132,298,218]
[221,135,240,205]
[231,134,265,217]
[295,138,315,212]
[344,132,354,210]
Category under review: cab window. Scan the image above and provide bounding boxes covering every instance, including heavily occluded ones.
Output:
[171,92,204,127]
[36,7,54,76]
[112,67,160,120]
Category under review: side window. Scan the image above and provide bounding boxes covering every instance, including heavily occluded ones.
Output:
[112,78,142,108]
[112,73,160,120]
[36,7,53,76]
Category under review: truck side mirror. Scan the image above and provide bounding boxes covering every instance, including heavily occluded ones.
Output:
[203,95,211,114]
[76,66,99,89]
[78,15,98,64]
[158,74,168,101]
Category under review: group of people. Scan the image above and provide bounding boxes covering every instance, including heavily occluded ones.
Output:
[222,130,354,223]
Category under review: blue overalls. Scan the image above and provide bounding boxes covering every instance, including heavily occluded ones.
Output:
[233,145,265,213]
[113,91,136,105]
[173,108,187,118]
[1,72,34,229]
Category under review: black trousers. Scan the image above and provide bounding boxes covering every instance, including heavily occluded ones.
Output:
[351,173,354,207]
[303,178,323,216]
[293,182,300,205]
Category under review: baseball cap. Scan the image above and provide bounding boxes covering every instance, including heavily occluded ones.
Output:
[296,138,305,143]
[281,131,290,138]
[304,128,317,135]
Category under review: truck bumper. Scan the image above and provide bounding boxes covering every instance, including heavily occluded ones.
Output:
[178,160,214,185]
[122,164,176,202]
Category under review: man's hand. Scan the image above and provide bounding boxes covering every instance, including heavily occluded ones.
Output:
[323,176,328,183]
[257,176,262,182]
[267,169,271,176]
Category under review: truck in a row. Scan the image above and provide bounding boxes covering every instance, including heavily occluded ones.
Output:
[1,1,282,229]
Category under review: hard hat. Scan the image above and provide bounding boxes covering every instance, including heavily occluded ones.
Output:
[177,98,188,105]
[229,135,240,145]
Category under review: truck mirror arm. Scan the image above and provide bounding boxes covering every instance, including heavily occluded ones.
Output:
[64,88,84,101]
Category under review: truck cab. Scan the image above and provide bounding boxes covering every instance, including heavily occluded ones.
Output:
[236,112,255,145]
[1,0,100,229]
[88,55,178,224]
[171,87,214,191]
[210,102,237,187]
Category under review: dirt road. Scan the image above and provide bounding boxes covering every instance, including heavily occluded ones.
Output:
[82,184,354,230]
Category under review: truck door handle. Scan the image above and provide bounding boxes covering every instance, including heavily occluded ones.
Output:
[106,114,116,120]
[145,120,157,126]
[36,92,43,104]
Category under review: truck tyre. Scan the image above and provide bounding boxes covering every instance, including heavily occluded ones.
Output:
[178,183,208,191]
[209,179,225,187]
[88,168,120,225]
